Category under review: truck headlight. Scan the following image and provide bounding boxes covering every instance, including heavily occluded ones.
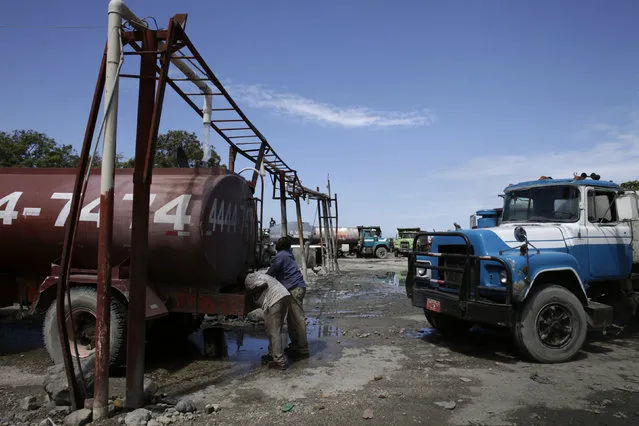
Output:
[417,267,427,277]
[500,270,508,284]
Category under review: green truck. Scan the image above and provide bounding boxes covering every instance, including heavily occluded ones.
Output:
[394,228,421,257]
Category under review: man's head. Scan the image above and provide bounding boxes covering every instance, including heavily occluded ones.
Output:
[275,236,292,252]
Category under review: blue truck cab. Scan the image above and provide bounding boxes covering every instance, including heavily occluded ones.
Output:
[407,174,639,363]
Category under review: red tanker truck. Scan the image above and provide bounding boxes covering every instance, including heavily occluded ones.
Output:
[0,167,257,365]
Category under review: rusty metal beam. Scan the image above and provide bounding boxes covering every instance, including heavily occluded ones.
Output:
[126,28,159,410]
[279,171,288,237]
[57,45,108,411]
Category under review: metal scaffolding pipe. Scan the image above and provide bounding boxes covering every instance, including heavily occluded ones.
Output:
[295,196,308,280]
[279,171,288,237]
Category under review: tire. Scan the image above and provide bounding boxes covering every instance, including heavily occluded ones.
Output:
[424,310,471,335]
[43,286,127,366]
[513,285,587,363]
[375,246,388,259]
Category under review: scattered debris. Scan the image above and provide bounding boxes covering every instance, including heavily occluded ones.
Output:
[374,376,383,381]
[362,408,374,419]
[20,396,38,411]
[530,413,541,420]
[359,333,371,338]
[63,408,92,426]
[613,412,627,419]
[175,398,197,413]
[460,377,472,383]
[434,401,456,410]
[313,405,326,411]
[281,402,295,413]
[529,372,553,385]
[204,403,220,414]
[614,385,639,393]
[378,393,388,399]
[601,399,612,406]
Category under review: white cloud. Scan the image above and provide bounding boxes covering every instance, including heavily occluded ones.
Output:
[423,115,639,230]
[229,84,436,128]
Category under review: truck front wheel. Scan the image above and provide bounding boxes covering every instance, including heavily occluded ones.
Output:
[375,246,388,259]
[514,285,587,363]
[43,286,127,367]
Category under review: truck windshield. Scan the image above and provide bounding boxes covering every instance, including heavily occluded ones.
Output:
[502,185,580,223]
[399,232,418,239]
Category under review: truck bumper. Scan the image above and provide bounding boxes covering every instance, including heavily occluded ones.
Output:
[412,287,514,327]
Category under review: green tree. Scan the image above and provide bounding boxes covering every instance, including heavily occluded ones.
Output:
[0,130,79,167]
[153,130,221,168]
[621,181,639,191]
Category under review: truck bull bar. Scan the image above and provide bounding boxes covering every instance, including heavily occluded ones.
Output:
[408,232,514,325]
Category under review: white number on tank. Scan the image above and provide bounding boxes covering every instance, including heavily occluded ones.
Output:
[123,193,157,229]
[51,192,73,227]
[209,199,241,232]
[80,197,101,227]
[153,194,192,231]
[0,192,23,225]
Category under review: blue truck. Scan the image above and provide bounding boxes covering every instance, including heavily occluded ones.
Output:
[357,226,392,259]
[407,174,639,363]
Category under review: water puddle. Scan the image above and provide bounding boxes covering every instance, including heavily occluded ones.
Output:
[403,328,437,339]
[189,315,340,359]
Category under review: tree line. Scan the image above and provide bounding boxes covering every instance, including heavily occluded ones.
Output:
[0,129,221,168]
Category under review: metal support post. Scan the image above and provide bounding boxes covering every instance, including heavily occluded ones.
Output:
[321,199,333,272]
[295,196,308,280]
[228,146,237,172]
[94,3,124,418]
[279,170,288,237]
[126,28,157,409]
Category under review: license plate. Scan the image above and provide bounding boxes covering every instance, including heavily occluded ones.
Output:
[426,299,441,313]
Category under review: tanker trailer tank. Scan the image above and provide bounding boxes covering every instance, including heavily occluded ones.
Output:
[0,167,256,365]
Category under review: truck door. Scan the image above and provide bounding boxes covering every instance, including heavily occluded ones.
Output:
[585,188,632,279]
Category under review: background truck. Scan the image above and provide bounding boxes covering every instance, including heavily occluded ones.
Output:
[407,174,639,363]
[0,167,257,366]
[394,227,421,257]
[357,226,392,259]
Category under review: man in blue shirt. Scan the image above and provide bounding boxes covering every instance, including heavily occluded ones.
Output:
[267,236,309,360]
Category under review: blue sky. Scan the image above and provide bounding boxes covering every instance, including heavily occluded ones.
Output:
[2,0,639,235]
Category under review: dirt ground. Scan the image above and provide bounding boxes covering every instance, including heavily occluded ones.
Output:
[2,257,639,425]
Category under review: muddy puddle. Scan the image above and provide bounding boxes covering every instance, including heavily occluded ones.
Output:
[187,315,340,361]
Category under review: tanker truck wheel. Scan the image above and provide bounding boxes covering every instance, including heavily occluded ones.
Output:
[43,286,127,367]
[513,285,587,363]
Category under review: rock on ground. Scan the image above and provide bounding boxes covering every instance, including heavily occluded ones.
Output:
[125,408,152,426]
[63,408,92,426]
[44,359,95,406]
[20,395,38,411]
[175,398,196,413]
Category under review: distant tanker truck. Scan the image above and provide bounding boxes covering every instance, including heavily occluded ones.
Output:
[0,167,256,365]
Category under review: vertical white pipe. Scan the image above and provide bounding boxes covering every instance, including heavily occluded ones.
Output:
[202,94,212,164]
[103,6,121,195]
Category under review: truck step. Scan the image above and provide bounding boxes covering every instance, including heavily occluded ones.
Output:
[585,301,613,328]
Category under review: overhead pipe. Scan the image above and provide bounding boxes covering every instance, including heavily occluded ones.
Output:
[159,43,216,166]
